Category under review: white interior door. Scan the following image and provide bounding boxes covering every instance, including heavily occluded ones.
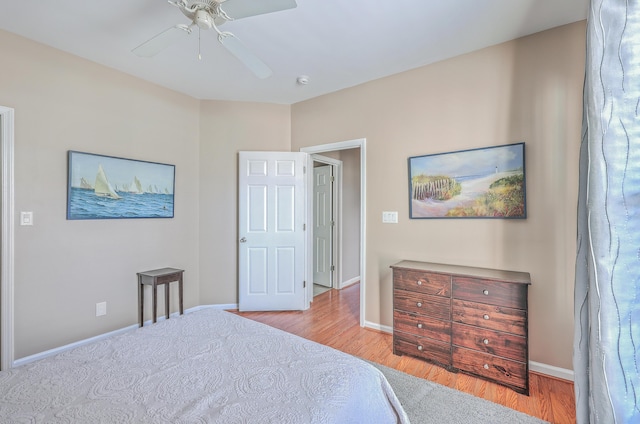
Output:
[313,165,332,287]
[238,151,308,311]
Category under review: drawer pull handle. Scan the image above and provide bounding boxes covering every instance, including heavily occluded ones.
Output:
[483,289,489,295]
[483,338,489,345]
[417,323,423,329]
[416,302,423,308]
[483,314,490,320]
[417,280,423,286]
[483,364,489,370]
[417,345,423,351]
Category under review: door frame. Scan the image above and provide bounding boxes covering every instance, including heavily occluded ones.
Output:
[311,154,342,292]
[0,106,15,370]
[301,138,366,327]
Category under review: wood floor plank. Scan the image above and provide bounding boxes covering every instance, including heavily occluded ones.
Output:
[453,372,476,394]
[233,283,575,423]
[538,373,577,424]
[529,372,555,422]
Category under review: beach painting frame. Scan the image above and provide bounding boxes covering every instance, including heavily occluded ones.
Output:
[67,151,175,220]
[408,142,526,219]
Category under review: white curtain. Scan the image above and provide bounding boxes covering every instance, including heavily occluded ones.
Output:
[574,0,640,423]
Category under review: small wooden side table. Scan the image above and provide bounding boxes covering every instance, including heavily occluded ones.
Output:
[138,267,184,327]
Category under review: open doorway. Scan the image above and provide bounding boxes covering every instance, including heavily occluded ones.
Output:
[311,155,340,298]
[301,139,366,327]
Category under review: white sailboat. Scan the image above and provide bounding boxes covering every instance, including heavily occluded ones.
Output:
[128,176,143,194]
[79,177,93,190]
[94,165,120,200]
[144,184,163,194]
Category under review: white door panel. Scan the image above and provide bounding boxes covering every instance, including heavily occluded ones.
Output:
[313,165,332,287]
[239,152,307,311]
[247,248,267,293]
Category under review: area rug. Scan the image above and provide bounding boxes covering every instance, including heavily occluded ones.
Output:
[370,362,549,424]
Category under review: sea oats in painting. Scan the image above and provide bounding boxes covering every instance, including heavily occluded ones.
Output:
[408,143,526,219]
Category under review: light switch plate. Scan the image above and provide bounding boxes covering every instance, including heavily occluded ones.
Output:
[382,211,398,223]
[20,211,33,226]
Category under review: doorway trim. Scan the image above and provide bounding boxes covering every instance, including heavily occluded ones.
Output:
[301,138,366,327]
[0,106,15,370]
[311,154,342,291]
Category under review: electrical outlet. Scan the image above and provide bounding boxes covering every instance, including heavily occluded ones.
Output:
[96,302,107,317]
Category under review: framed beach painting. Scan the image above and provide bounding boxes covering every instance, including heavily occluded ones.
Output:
[408,142,526,219]
[67,151,175,220]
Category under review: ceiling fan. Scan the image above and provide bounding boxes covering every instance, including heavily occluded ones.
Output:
[132,0,297,79]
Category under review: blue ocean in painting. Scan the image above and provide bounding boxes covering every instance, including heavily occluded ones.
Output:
[68,187,174,219]
[454,173,493,182]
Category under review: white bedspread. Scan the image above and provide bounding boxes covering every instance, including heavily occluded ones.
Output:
[0,308,409,423]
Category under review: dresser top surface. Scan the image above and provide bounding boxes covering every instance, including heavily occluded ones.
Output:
[390,261,531,285]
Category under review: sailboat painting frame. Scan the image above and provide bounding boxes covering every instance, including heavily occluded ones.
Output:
[67,151,175,220]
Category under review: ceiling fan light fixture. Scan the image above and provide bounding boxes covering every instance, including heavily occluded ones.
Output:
[195,9,213,29]
[133,0,296,78]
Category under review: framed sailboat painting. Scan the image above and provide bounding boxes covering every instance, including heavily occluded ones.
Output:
[67,151,175,220]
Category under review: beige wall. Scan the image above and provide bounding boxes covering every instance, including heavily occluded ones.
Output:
[336,148,361,283]
[198,100,291,305]
[1,21,585,371]
[292,22,585,369]
[1,30,201,358]
[0,30,291,359]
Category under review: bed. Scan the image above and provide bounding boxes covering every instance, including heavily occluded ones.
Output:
[0,308,409,423]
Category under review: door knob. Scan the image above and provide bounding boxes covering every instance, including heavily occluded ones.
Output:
[239,237,247,243]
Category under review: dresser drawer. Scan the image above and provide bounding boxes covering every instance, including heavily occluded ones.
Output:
[452,346,527,394]
[452,299,526,336]
[394,290,451,321]
[452,323,526,362]
[394,269,451,297]
[394,332,451,367]
[394,310,451,343]
[453,276,526,309]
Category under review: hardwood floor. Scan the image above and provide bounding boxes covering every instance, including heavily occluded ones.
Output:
[233,283,576,424]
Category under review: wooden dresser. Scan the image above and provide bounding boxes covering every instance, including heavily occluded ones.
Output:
[391,260,531,395]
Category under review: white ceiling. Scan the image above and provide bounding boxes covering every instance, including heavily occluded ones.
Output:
[0,0,589,105]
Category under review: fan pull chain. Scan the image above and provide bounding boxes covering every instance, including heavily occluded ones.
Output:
[198,27,202,60]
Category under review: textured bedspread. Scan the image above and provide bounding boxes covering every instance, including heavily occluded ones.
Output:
[0,308,409,423]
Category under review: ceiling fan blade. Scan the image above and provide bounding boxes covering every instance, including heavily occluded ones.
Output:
[132,25,191,57]
[219,33,272,79]
[220,0,297,20]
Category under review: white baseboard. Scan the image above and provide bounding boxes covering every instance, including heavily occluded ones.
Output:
[364,320,393,334]
[529,360,574,382]
[11,305,237,368]
[13,323,139,368]
[364,321,574,382]
[340,276,360,289]
[193,303,238,311]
